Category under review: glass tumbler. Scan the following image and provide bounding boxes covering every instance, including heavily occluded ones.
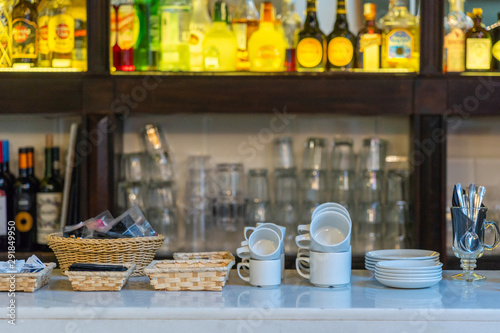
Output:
[330,137,355,213]
[141,124,175,182]
[147,181,178,251]
[300,138,328,223]
[384,169,411,249]
[246,168,272,225]
[184,155,215,251]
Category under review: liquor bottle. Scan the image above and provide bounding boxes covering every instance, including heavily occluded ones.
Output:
[52,146,64,185]
[0,0,12,67]
[158,0,191,71]
[49,0,74,68]
[202,1,236,71]
[11,0,38,68]
[189,0,211,71]
[14,148,37,252]
[26,147,40,189]
[0,141,14,252]
[134,0,155,71]
[296,0,326,72]
[356,3,382,70]
[111,0,135,71]
[489,13,500,71]
[37,0,52,67]
[277,0,301,72]
[327,0,356,70]
[37,135,63,251]
[465,8,491,72]
[248,2,285,72]
[70,0,87,71]
[443,0,472,73]
[231,0,259,71]
[380,0,419,72]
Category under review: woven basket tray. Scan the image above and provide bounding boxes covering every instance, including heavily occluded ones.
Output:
[66,263,136,291]
[0,263,56,292]
[46,233,165,276]
[145,257,235,291]
[173,251,235,261]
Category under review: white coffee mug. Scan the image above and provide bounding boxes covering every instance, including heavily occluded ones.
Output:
[236,228,281,260]
[295,211,351,252]
[296,247,351,287]
[237,259,281,287]
[311,202,349,220]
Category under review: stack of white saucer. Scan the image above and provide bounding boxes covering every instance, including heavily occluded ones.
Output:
[365,249,442,289]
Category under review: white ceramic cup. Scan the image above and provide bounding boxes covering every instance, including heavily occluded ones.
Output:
[296,247,352,287]
[237,259,281,287]
[298,206,351,235]
[311,202,349,220]
[236,228,281,260]
[295,211,351,252]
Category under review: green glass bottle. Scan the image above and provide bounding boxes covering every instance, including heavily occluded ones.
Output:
[159,0,191,71]
[296,0,326,72]
[327,0,355,70]
[134,0,156,71]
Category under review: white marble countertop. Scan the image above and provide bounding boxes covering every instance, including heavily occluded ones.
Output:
[2,269,500,332]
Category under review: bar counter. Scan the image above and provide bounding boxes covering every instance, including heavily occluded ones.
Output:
[2,269,500,332]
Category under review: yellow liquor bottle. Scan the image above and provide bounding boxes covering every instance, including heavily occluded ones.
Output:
[0,0,12,67]
[296,0,326,72]
[465,8,491,72]
[231,0,259,71]
[37,0,52,67]
[49,0,75,68]
[327,0,356,70]
[356,3,382,70]
[443,0,472,73]
[69,0,87,71]
[202,1,236,71]
[380,0,419,72]
[248,2,285,72]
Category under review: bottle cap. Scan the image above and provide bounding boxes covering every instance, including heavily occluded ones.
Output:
[363,3,376,19]
[472,8,482,17]
[261,2,275,22]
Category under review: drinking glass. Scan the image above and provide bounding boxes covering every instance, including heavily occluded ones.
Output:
[116,181,148,213]
[184,155,215,251]
[330,137,355,212]
[121,152,149,182]
[451,206,500,281]
[300,138,328,224]
[141,124,175,182]
[273,137,296,170]
[384,169,412,249]
[246,168,272,225]
[147,181,177,251]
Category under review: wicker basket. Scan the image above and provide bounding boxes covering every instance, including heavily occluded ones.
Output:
[145,257,235,291]
[0,263,56,292]
[46,233,165,276]
[173,251,235,261]
[66,263,136,291]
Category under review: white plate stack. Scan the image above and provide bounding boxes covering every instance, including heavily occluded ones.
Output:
[365,249,442,289]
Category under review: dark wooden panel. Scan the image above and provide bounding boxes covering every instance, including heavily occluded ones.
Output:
[82,76,115,113]
[0,75,83,113]
[447,75,500,116]
[113,74,415,115]
[420,0,444,74]
[414,77,447,114]
[87,0,110,74]
[411,115,448,265]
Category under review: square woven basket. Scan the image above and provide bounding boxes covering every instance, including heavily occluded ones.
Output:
[145,252,235,291]
[46,233,165,276]
[66,263,136,291]
[0,263,56,292]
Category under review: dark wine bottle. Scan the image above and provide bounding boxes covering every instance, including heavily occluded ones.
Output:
[52,146,64,187]
[14,148,38,252]
[490,13,500,71]
[327,0,356,70]
[37,135,63,251]
[0,140,15,252]
[26,147,40,190]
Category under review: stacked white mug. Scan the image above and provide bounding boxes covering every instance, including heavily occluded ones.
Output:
[295,203,352,287]
[236,223,286,287]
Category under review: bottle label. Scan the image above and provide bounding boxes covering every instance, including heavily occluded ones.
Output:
[204,46,220,70]
[0,7,12,66]
[161,11,190,45]
[12,18,38,59]
[466,38,491,70]
[117,5,134,50]
[444,28,465,72]
[386,29,413,60]
[15,212,33,233]
[232,22,247,50]
[110,7,117,47]
[492,40,500,62]
[359,33,381,69]
[257,45,280,60]
[37,192,62,245]
[189,25,207,70]
[74,17,87,61]
[0,191,6,236]
[328,37,354,67]
[38,15,49,55]
[49,13,75,53]
[297,37,323,68]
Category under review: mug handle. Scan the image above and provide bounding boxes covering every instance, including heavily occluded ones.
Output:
[237,262,250,282]
[240,240,249,247]
[296,257,310,280]
[236,246,250,259]
[484,220,500,250]
[297,224,310,235]
[295,233,311,249]
[241,258,250,273]
[244,227,256,241]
